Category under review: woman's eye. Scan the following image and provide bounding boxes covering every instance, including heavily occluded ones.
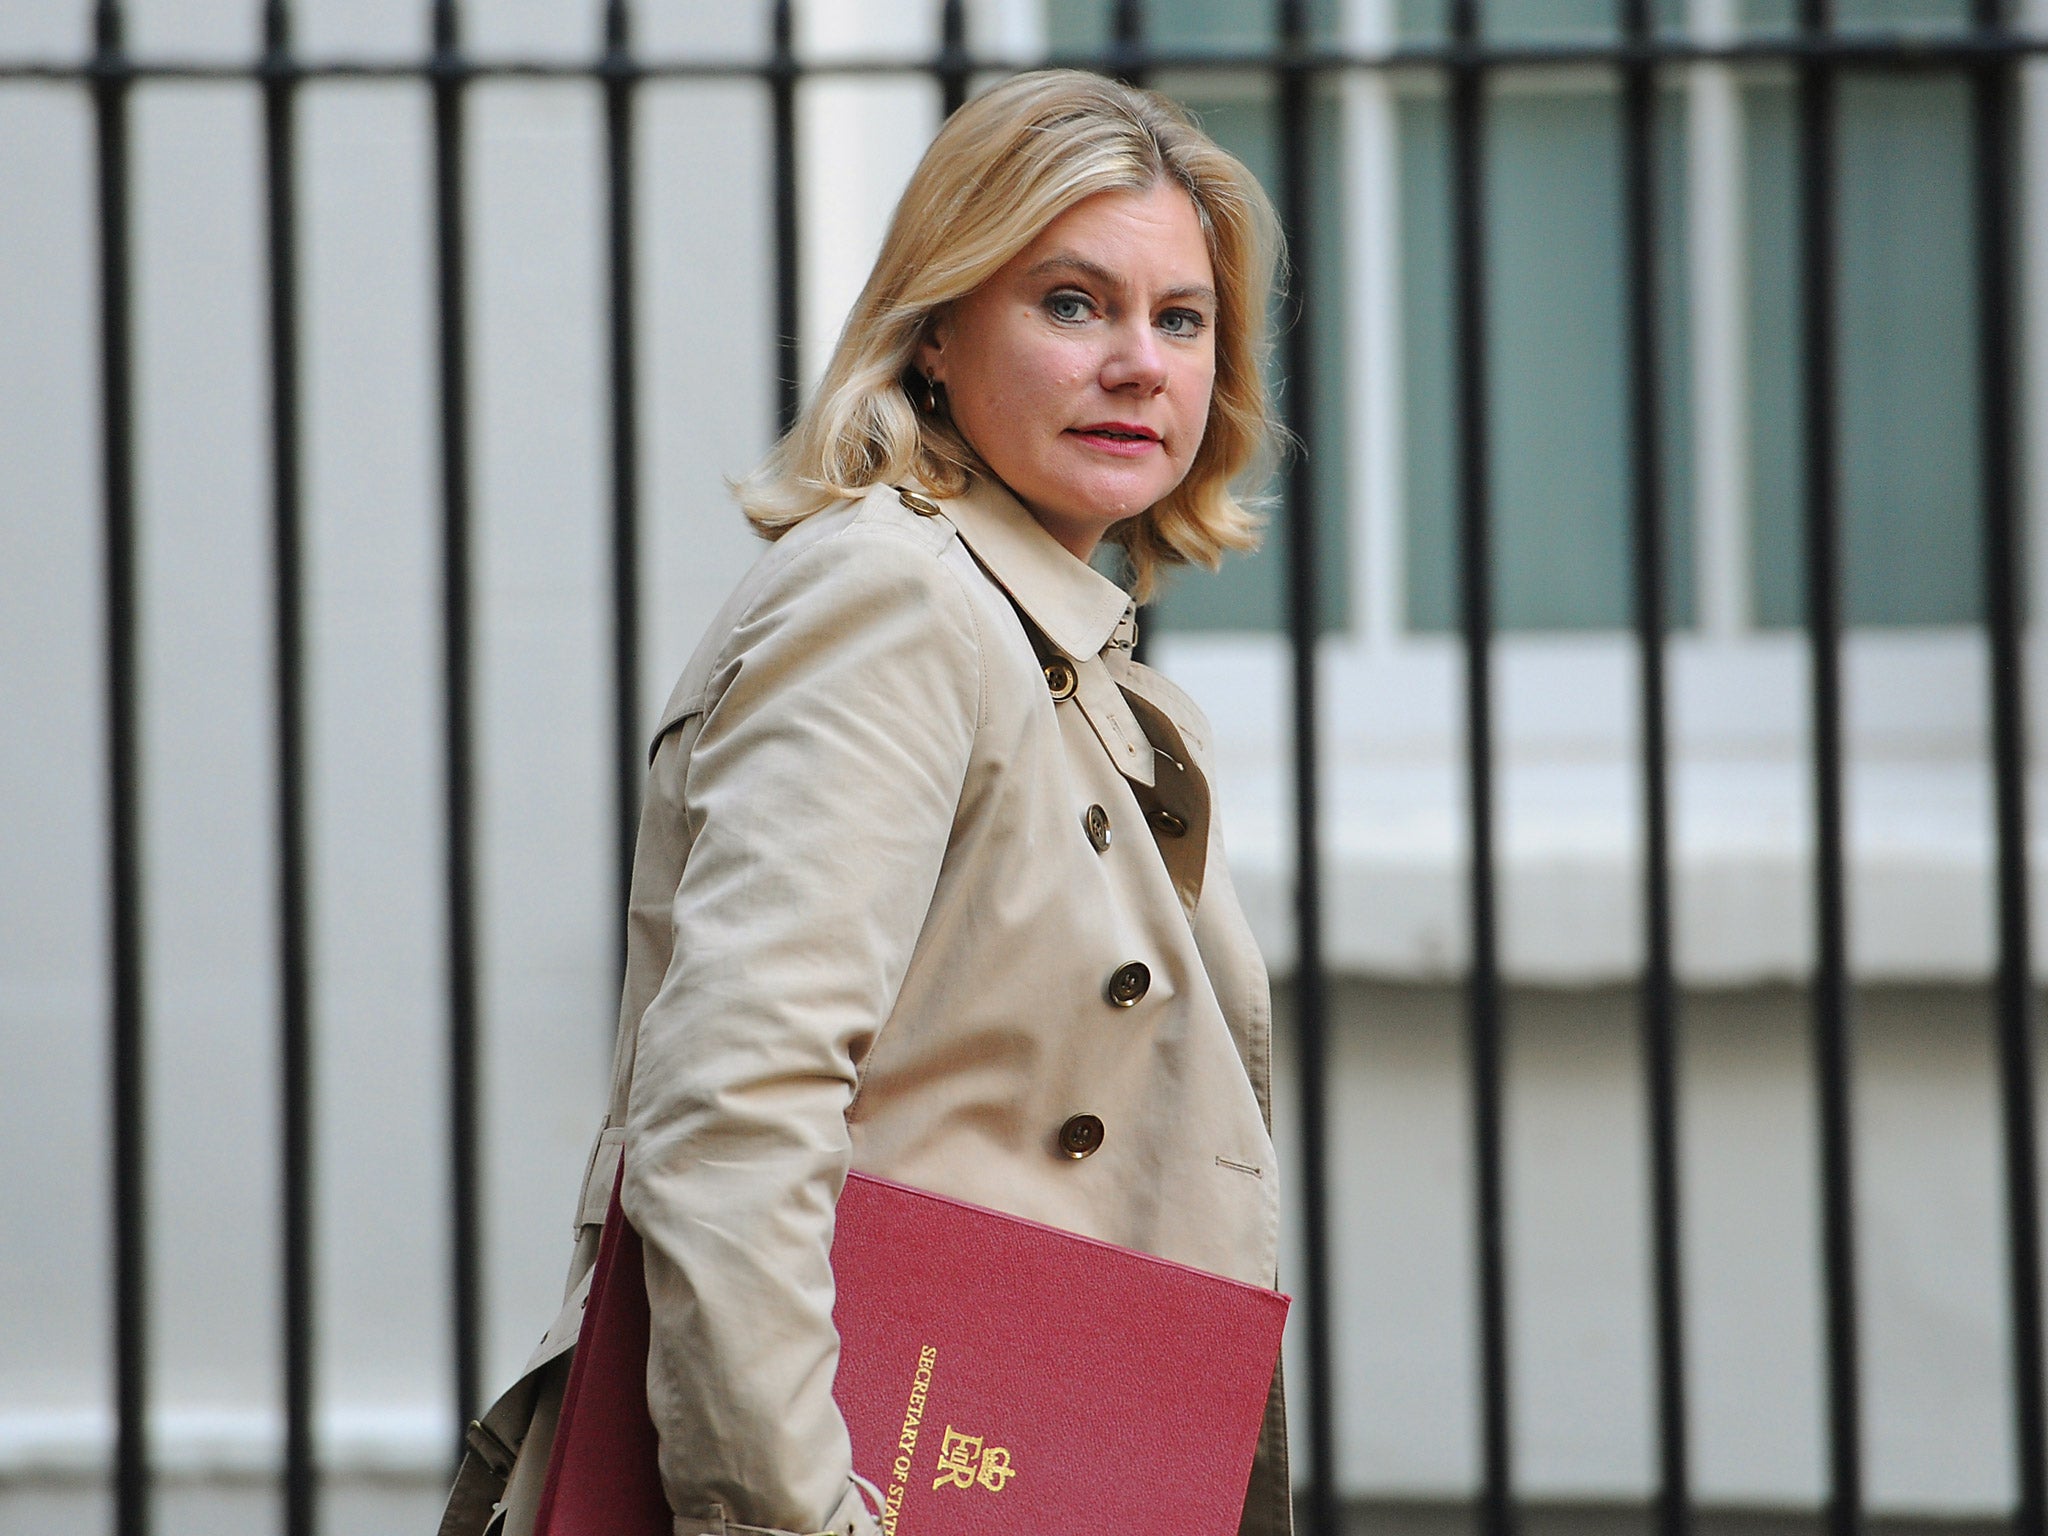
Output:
[1159,308,1208,338]
[1046,291,1092,323]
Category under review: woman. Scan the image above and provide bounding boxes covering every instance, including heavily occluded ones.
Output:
[452,68,1290,1536]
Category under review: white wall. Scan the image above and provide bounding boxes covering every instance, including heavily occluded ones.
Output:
[1272,983,2030,1514]
[0,0,776,1483]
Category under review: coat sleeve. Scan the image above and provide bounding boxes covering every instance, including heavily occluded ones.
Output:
[621,525,983,1534]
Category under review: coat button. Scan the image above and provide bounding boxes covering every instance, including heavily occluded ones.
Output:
[897,488,941,516]
[1082,804,1112,852]
[1148,807,1189,838]
[1058,1114,1105,1159]
[1043,658,1077,701]
[1104,961,1150,1008]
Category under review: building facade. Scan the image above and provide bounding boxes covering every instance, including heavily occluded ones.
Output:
[1,0,2043,1531]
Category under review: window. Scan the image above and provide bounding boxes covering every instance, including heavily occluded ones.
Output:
[1398,73,1696,633]
[1054,0,1992,639]
[1744,72,1984,628]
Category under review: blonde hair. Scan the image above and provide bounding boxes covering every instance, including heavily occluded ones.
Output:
[734,69,1282,601]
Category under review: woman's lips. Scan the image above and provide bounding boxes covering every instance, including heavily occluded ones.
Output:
[1068,424,1162,457]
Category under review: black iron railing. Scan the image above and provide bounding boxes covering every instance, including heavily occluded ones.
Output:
[3,3,2043,1536]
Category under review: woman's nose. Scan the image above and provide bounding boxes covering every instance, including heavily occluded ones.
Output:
[1099,320,1167,393]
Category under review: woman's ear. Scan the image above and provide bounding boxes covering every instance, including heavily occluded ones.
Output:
[913,313,949,383]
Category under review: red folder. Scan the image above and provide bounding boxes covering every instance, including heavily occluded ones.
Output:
[536,1168,1288,1536]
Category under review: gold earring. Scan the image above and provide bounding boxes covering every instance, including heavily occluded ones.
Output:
[920,373,941,415]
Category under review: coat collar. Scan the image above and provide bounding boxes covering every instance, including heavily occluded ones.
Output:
[926,475,1135,662]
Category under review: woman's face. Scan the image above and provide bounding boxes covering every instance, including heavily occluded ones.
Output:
[917,182,1218,562]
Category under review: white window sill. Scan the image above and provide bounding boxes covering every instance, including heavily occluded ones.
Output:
[1158,630,2035,987]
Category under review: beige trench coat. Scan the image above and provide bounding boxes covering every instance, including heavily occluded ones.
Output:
[469,476,1290,1536]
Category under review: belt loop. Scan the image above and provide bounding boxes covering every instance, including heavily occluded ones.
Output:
[464,1416,518,1480]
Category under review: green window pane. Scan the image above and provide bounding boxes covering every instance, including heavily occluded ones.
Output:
[1402,81,1695,633]
[1744,75,1982,628]
[1400,0,1687,45]
[1742,0,1970,34]
[1397,0,1450,43]
[1144,0,1274,50]
[1483,0,1623,44]
[1046,0,1341,51]
[1744,82,1801,624]
[1043,0,1109,48]
[1400,91,1455,627]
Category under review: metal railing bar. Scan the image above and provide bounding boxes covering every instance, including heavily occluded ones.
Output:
[1113,0,1147,666]
[93,1,147,1531]
[1620,2,1689,1533]
[261,1,317,1531]
[431,0,484,1451]
[604,0,642,923]
[1110,0,1149,87]
[1276,13,1334,1534]
[1449,4,1513,1535]
[771,0,799,436]
[937,0,968,118]
[8,32,2048,84]
[1797,4,1862,1534]
[1970,1,2048,1530]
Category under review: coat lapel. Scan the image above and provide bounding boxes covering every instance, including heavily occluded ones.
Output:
[933,478,1158,792]
[923,477,1217,910]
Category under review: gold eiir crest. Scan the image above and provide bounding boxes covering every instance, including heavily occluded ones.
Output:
[878,1345,1018,1533]
[931,1426,1015,1492]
